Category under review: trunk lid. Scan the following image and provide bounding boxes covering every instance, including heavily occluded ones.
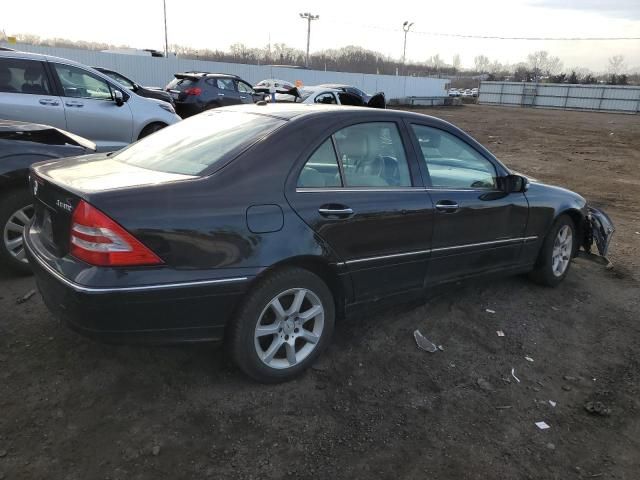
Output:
[29,155,195,258]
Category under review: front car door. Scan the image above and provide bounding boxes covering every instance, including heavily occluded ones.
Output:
[0,57,66,129]
[407,122,530,285]
[287,120,434,301]
[216,78,241,106]
[312,92,339,105]
[50,63,133,151]
[236,80,256,104]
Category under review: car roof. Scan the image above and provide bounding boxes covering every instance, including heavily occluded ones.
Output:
[299,86,342,93]
[175,72,240,79]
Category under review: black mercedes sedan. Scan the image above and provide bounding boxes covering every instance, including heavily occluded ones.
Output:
[24,104,613,383]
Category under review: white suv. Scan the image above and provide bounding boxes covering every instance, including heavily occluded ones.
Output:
[0,50,181,151]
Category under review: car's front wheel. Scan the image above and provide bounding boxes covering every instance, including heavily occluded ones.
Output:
[0,189,34,275]
[529,215,576,287]
[227,267,335,383]
[138,122,167,140]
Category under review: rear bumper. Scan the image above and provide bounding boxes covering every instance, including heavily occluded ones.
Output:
[174,102,205,118]
[25,230,254,344]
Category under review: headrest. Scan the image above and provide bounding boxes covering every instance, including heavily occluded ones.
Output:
[340,130,367,157]
[23,65,42,82]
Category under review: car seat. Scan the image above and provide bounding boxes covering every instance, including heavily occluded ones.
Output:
[0,67,17,93]
[21,65,47,94]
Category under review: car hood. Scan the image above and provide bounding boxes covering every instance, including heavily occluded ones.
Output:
[32,153,195,194]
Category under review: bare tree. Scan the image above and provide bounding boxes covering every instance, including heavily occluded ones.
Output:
[474,55,490,73]
[527,50,563,79]
[608,55,625,74]
[452,54,461,71]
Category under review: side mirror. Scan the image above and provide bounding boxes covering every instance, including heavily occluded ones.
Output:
[113,90,124,107]
[501,174,528,193]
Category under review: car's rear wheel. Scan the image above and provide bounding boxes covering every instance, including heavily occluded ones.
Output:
[529,215,575,287]
[0,189,34,275]
[227,267,335,383]
[138,122,167,140]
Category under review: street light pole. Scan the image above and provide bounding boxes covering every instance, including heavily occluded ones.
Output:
[299,12,319,68]
[163,0,169,57]
[402,21,414,71]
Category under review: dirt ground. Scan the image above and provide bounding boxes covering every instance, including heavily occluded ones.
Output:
[0,105,638,480]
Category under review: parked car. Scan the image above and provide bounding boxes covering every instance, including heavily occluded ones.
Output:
[276,86,386,108]
[0,50,180,151]
[92,67,174,105]
[0,119,95,273]
[471,88,479,97]
[25,104,613,383]
[166,72,261,118]
[317,83,380,105]
[448,88,461,97]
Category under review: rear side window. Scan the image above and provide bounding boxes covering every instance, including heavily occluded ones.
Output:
[216,78,236,91]
[166,77,197,89]
[0,58,52,94]
[113,111,285,176]
[297,139,342,188]
[297,122,412,188]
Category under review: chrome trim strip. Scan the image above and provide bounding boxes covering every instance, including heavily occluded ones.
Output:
[345,249,431,265]
[341,236,538,265]
[296,188,425,193]
[431,236,538,253]
[26,242,248,294]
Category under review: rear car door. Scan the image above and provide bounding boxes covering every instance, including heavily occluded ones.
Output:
[0,57,66,129]
[408,123,529,285]
[216,78,241,106]
[287,120,434,301]
[50,63,133,151]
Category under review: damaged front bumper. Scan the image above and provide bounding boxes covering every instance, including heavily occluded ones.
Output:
[582,206,615,257]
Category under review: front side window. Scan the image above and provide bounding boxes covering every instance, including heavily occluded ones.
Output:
[216,78,236,91]
[237,81,253,94]
[104,71,134,90]
[297,122,412,188]
[0,58,51,95]
[411,124,497,189]
[53,64,113,100]
[113,111,284,176]
[314,93,337,105]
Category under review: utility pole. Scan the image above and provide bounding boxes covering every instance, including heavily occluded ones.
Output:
[402,21,414,72]
[299,12,319,68]
[163,0,169,57]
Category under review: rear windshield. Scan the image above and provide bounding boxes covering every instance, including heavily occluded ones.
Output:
[166,77,198,90]
[112,111,284,175]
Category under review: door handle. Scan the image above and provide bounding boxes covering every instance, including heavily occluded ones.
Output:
[318,207,354,217]
[218,93,225,96]
[240,96,247,99]
[39,99,59,106]
[65,101,84,107]
[435,201,459,213]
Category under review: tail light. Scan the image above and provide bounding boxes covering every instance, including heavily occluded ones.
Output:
[70,200,162,267]
[183,87,202,96]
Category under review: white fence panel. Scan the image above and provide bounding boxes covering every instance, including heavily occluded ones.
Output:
[2,43,449,100]
[479,81,640,114]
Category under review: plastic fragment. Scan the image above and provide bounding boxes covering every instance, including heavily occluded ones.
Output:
[535,421,550,430]
[525,356,534,362]
[511,368,521,383]
[413,330,438,353]
[496,330,505,337]
[16,289,36,304]
[549,400,557,407]
[485,309,496,314]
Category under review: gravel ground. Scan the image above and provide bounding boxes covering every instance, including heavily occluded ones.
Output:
[0,105,638,480]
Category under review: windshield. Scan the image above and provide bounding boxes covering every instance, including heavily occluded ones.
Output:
[104,71,134,89]
[113,111,285,175]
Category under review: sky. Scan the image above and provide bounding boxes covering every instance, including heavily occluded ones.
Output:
[2,0,639,72]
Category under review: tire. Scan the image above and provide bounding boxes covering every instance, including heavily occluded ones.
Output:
[0,189,35,275]
[529,215,576,287]
[138,122,167,140]
[226,267,335,383]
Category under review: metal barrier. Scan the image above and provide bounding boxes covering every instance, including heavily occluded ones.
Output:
[479,81,640,114]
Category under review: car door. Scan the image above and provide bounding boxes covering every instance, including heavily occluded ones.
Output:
[50,63,133,151]
[313,92,339,105]
[0,57,66,129]
[407,122,529,285]
[216,78,241,106]
[287,120,434,301]
[236,80,256,104]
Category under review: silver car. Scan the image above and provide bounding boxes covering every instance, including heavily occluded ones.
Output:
[0,51,181,151]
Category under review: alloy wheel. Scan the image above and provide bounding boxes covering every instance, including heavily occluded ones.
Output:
[551,224,573,277]
[254,288,325,369]
[3,204,34,264]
